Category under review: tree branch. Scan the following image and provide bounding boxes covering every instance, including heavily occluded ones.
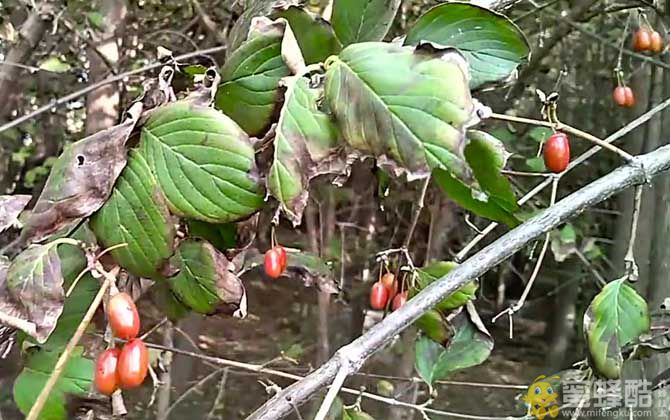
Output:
[248,144,670,419]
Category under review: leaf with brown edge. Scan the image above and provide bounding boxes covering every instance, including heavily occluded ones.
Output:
[0,195,30,233]
[0,239,78,343]
[268,76,340,225]
[21,106,141,243]
[166,240,247,317]
[324,42,480,181]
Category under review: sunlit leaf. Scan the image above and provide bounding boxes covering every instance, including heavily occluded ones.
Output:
[584,278,649,379]
[268,76,340,225]
[38,57,71,73]
[415,261,478,312]
[273,6,341,64]
[331,0,401,46]
[404,2,530,89]
[140,102,265,223]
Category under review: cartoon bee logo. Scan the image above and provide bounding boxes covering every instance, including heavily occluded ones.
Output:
[522,375,560,419]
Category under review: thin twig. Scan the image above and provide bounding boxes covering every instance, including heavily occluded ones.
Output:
[314,366,350,420]
[490,112,635,162]
[159,369,224,420]
[206,368,229,420]
[456,96,670,261]
[0,45,227,134]
[27,266,119,420]
[403,176,431,248]
[624,185,643,282]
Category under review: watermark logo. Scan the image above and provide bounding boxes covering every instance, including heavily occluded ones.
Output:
[523,375,560,419]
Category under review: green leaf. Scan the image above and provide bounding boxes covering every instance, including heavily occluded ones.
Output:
[150,282,190,321]
[86,12,105,31]
[90,150,176,278]
[268,76,339,225]
[525,156,546,172]
[465,130,518,213]
[39,57,71,73]
[140,102,265,223]
[331,0,401,46]
[13,347,93,420]
[2,241,67,343]
[559,224,577,243]
[183,64,208,77]
[404,2,530,89]
[324,42,478,179]
[415,304,493,385]
[528,126,552,143]
[343,409,376,420]
[167,240,247,316]
[433,168,519,227]
[187,220,237,251]
[414,309,451,346]
[273,6,342,64]
[584,278,650,379]
[215,19,290,136]
[415,261,477,311]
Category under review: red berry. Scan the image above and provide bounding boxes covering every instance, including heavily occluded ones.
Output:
[108,292,140,340]
[392,291,408,311]
[380,272,397,296]
[634,28,652,51]
[624,87,635,108]
[118,339,148,389]
[543,132,570,173]
[613,86,628,107]
[95,348,121,396]
[651,31,663,53]
[274,246,288,271]
[264,248,283,279]
[370,282,389,310]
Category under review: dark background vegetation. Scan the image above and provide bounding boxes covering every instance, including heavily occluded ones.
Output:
[1,0,670,419]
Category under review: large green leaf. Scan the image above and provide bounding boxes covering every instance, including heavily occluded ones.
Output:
[433,168,519,227]
[140,102,265,223]
[415,304,493,385]
[584,278,650,379]
[404,2,530,89]
[90,150,176,278]
[331,0,401,46]
[150,282,190,322]
[216,19,291,136]
[268,76,339,225]
[167,240,247,316]
[465,130,518,213]
[187,220,238,251]
[414,261,478,312]
[273,6,342,64]
[324,42,479,180]
[13,347,93,420]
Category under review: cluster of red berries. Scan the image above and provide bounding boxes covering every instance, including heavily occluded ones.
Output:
[633,27,664,53]
[369,272,408,311]
[95,292,148,396]
[264,245,287,278]
[543,132,570,173]
[613,86,635,108]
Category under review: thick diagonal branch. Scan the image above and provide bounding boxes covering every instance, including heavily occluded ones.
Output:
[248,144,670,420]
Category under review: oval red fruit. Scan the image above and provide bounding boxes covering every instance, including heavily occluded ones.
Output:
[370,282,389,310]
[624,87,635,108]
[108,292,140,340]
[634,28,652,51]
[95,348,121,395]
[613,86,627,107]
[380,272,397,296]
[543,132,570,173]
[118,339,148,389]
[274,246,288,271]
[264,248,283,279]
[392,291,408,311]
[651,31,663,53]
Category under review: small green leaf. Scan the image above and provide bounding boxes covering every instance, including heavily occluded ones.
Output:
[86,12,105,31]
[525,156,546,172]
[464,130,518,213]
[343,409,376,420]
[187,220,237,251]
[90,150,176,278]
[415,262,478,312]
[13,347,93,420]
[273,6,342,64]
[325,42,478,180]
[404,2,530,89]
[39,57,71,73]
[415,304,493,385]
[215,19,290,136]
[559,224,577,243]
[528,127,552,143]
[331,0,401,46]
[183,64,208,77]
[433,168,519,227]
[584,278,650,379]
[414,309,451,345]
[167,240,246,316]
[150,282,191,321]
[140,102,265,223]
[268,76,339,225]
